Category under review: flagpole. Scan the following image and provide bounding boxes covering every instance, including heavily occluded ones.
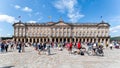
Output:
[18,16,21,23]
[101,16,103,21]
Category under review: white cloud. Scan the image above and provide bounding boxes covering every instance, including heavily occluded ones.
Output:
[14,5,32,12]
[7,34,12,37]
[14,5,21,9]
[109,16,120,23]
[28,20,36,23]
[110,25,120,33]
[0,14,17,23]
[37,17,43,21]
[54,0,84,23]
[22,7,32,12]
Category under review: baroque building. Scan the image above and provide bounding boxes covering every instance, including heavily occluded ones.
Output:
[13,20,110,44]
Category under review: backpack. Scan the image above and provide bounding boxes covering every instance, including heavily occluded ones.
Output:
[80,51,84,55]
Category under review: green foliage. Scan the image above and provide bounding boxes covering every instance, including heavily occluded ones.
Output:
[111,36,120,41]
[1,37,13,40]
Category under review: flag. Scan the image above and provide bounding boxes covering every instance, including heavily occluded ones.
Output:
[48,16,51,19]
[18,16,21,18]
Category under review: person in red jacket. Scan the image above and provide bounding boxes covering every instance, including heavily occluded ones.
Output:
[77,41,81,50]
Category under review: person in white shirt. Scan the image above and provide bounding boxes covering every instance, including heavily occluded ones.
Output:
[92,43,97,55]
[109,42,113,50]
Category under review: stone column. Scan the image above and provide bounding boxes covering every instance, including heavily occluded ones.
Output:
[100,38,102,43]
[50,37,52,42]
[39,38,41,43]
[107,38,110,45]
[43,38,45,43]
[54,38,56,42]
[58,38,60,43]
[74,38,76,42]
[24,38,26,43]
[16,38,18,42]
[92,38,94,43]
[88,38,90,42]
[85,38,87,43]
[103,38,106,46]
[20,38,22,42]
[46,38,48,42]
[62,38,64,42]
[95,37,98,43]
[70,38,72,42]
[28,38,30,43]
[78,38,80,42]
[81,38,83,42]
[35,38,37,43]
[32,38,34,44]
[66,38,68,43]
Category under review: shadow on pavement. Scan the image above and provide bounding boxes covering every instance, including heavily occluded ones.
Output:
[0,65,14,68]
[50,53,57,55]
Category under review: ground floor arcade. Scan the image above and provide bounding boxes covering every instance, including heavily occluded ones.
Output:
[13,37,110,44]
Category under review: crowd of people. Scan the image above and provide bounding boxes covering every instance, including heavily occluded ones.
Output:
[0,40,119,56]
[0,40,26,53]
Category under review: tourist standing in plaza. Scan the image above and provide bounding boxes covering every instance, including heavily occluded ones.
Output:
[4,41,9,52]
[46,42,51,55]
[0,41,1,52]
[38,43,42,55]
[58,42,61,51]
[77,41,81,50]
[34,42,38,50]
[109,42,113,50]
[0,41,5,52]
[68,42,73,54]
[54,42,57,49]
[10,42,14,51]
[21,42,25,52]
[92,42,97,55]
[17,41,22,53]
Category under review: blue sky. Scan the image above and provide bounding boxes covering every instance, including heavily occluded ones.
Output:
[0,0,120,37]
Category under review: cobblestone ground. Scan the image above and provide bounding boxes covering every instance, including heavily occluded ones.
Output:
[0,47,120,68]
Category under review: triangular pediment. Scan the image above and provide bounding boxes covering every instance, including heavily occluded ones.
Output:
[98,23,109,27]
[54,21,69,26]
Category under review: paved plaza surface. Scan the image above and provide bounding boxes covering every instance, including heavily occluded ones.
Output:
[0,47,120,68]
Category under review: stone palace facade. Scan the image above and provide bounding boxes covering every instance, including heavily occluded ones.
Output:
[13,20,110,44]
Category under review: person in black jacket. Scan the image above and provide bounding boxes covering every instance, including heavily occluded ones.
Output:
[18,41,22,53]
[5,43,9,52]
[1,42,5,52]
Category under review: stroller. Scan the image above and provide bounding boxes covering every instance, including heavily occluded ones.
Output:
[96,46,104,56]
